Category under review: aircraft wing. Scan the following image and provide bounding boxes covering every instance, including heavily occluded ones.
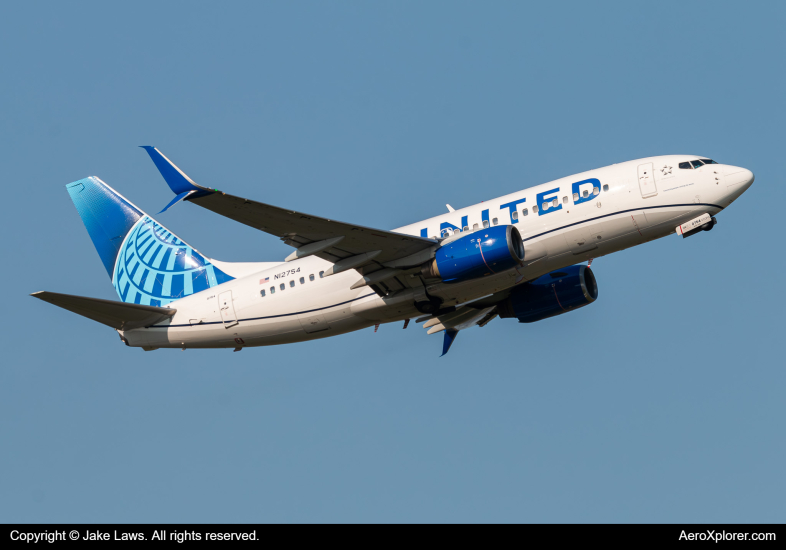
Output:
[31,291,176,330]
[141,147,438,275]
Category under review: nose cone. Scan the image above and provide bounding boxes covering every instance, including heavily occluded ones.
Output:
[726,166,755,191]
[724,166,754,204]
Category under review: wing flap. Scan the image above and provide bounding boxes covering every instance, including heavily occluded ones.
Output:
[423,305,498,334]
[31,291,176,330]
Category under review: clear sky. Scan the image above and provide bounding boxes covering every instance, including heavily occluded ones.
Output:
[1,1,784,522]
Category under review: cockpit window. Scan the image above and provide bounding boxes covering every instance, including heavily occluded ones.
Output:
[680,158,719,169]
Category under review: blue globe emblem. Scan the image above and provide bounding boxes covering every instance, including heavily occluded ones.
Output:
[112,216,233,307]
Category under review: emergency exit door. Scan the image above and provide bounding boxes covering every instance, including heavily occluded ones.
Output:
[637,162,658,198]
[218,290,238,328]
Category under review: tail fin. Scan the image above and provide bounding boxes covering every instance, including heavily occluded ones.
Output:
[66,177,234,307]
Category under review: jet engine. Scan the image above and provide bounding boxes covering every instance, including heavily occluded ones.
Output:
[421,225,525,283]
[497,264,598,323]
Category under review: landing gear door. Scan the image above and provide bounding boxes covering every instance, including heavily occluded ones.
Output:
[638,162,657,198]
[218,290,238,328]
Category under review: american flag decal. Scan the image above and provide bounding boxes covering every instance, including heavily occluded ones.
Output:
[260,277,269,284]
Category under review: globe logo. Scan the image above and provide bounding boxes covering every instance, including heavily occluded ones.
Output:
[112,216,233,307]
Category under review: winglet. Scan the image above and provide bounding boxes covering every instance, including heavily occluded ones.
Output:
[441,329,459,356]
[158,190,197,214]
[140,146,213,198]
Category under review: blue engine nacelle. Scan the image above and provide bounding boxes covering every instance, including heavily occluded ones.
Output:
[421,225,525,283]
[497,264,598,323]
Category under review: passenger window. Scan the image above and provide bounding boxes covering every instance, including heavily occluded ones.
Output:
[679,162,693,169]
[300,277,305,284]
[511,211,518,221]
[582,189,589,198]
[270,287,275,294]
[690,160,704,169]
[562,196,568,204]
[472,223,478,230]
[260,289,266,297]
[522,208,528,216]
[552,198,558,207]
[533,205,538,213]
[603,184,609,192]
[463,226,469,231]
[573,192,579,201]
[483,220,490,228]
[309,274,315,281]
[290,280,295,288]
[592,187,599,196]
[280,283,285,291]
[542,202,549,210]
[319,271,324,278]
[492,218,498,225]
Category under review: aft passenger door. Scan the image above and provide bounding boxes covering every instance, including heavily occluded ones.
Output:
[637,162,657,198]
[218,290,238,328]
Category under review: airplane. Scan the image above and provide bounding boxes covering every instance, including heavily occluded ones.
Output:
[32,148,754,355]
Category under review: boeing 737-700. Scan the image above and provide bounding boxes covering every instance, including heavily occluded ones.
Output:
[32,148,754,355]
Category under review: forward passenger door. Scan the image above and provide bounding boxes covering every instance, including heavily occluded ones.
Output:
[637,162,657,198]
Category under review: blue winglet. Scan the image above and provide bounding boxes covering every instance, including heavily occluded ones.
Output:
[441,329,459,357]
[158,190,197,214]
[140,146,212,196]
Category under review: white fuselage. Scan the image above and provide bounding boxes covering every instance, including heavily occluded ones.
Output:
[120,155,754,350]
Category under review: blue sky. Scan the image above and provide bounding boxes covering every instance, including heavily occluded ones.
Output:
[1,1,784,522]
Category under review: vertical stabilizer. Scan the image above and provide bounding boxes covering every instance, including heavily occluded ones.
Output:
[67,177,234,307]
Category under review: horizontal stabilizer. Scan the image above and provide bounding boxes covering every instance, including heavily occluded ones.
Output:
[31,291,176,330]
